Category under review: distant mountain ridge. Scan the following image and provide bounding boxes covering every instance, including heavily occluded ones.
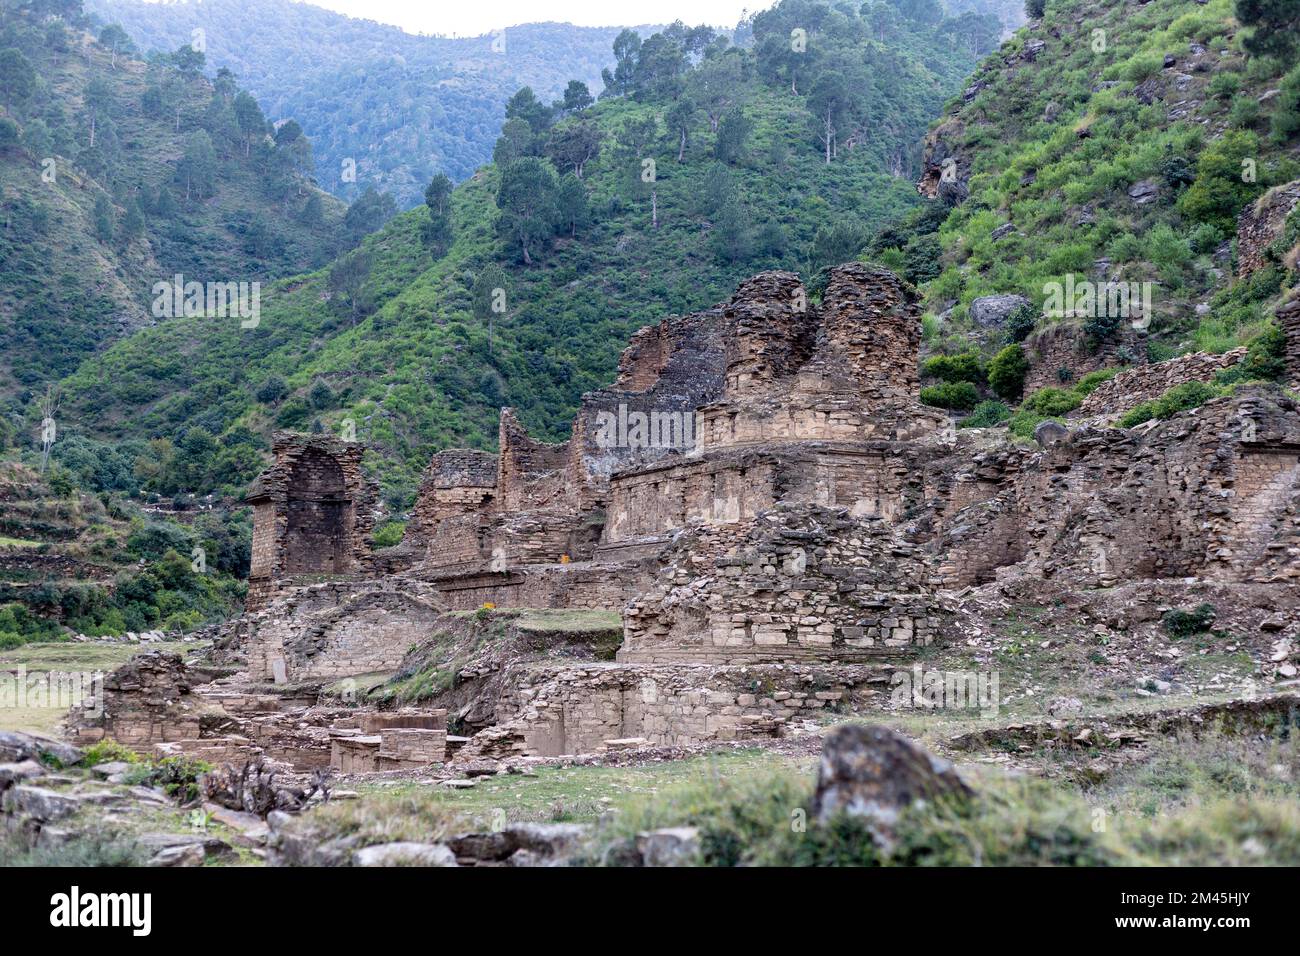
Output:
[85,0,664,205]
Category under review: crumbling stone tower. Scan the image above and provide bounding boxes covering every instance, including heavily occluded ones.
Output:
[245,433,377,609]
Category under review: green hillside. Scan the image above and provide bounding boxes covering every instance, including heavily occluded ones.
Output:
[901,0,1300,430]
[0,0,346,399]
[52,0,1000,508]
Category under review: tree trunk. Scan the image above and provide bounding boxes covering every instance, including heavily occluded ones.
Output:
[677,129,686,163]
[651,188,658,229]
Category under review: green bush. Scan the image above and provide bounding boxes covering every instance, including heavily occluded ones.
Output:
[1021,386,1082,416]
[81,740,142,768]
[1008,409,1054,440]
[1074,368,1122,395]
[372,520,406,548]
[988,344,1029,400]
[1118,381,1221,427]
[1177,131,1262,232]
[920,381,980,410]
[1162,603,1216,638]
[1004,303,1037,344]
[959,400,1012,428]
[921,351,985,385]
[124,755,213,804]
[1271,63,1300,144]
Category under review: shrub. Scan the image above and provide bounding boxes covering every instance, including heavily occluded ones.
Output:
[1188,222,1224,254]
[1021,386,1082,416]
[1005,303,1037,343]
[922,352,985,385]
[959,400,1012,428]
[0,828,148,867]
[125,755,213,804]
[1118,381,1221,427]
[1177,131,1262,232]
[988,344,1029,400]
[1008,409,1051,440]
[1162,603,1216,638]
[1074,367,1122,395]
[372,521,405,548]
[1271,63,1300,144]
[921,381,980,410]
[81,740,141,768]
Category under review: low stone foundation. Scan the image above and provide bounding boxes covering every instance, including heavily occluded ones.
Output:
[453,661,895,761]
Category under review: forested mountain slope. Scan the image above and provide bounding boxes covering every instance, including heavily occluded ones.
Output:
[84,0,663,205]
[0,0,345,403]
[51,0,1001,508]
[900,0,1300,433]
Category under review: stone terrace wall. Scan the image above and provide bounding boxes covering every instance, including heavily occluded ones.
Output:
[933,389,1300,587]
[1279,297,1300,389]
[239,580,447,683]
[429,561,655,611]
[1078,347,1246,418]
[66,653,209,750]
[602,445,918,544]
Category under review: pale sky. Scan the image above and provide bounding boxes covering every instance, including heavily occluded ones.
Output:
[297,0,764,36]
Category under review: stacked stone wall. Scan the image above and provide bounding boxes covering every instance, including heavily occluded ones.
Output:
[1078,348,1246,418]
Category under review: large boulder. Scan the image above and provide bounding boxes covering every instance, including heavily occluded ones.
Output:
[353,842,457,867]
[0,730,81,767]
[812,725,971,848]
[969,294,1030,329]
[1,785,84,822]
[1034,420,1070,447]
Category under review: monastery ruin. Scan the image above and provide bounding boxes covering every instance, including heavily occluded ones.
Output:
[70,262,1300,771]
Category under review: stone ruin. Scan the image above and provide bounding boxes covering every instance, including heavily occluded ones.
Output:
[245,434,376,610]
[69,262,1300,769]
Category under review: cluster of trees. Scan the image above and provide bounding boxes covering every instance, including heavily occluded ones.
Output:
[489,86,597,264]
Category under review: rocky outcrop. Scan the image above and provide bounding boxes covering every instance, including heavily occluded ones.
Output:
[969,293,1030,329]
[811,724,971,847]
[917,116,969,204]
